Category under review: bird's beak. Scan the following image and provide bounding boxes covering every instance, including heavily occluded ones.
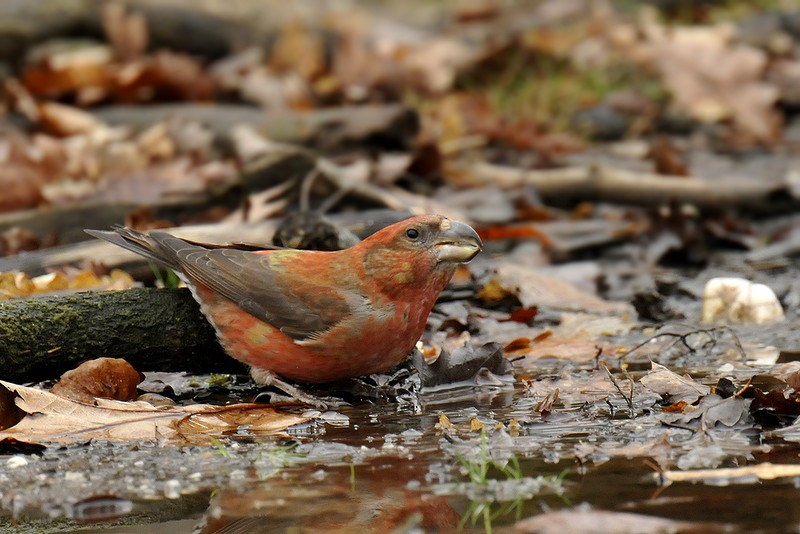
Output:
[435,220,483,263]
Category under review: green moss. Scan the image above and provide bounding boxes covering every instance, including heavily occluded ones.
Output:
[706,0,800,22]
[0,288,240,382]
[208,373,232,387]
[407,32,665,137]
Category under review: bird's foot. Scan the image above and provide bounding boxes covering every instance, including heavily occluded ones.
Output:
[250,368,343,410]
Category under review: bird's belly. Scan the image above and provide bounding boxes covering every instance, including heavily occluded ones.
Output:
[193,285,420,383]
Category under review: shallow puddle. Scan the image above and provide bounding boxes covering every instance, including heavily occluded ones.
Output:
[4,361,800,533]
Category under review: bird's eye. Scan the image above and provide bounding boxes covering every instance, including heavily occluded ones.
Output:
[406,228,420,240]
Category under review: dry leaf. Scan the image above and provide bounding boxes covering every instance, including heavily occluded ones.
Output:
[101,2,148,62]
[50,358,143,403]
[641,22,780,141]
[483,261,632,315]
[0,272,33,299]
[0,381,315,446]
[522,334,606,362]
[435,413,454,431]
[23,42,113,100]
[526,369,628,407]
[270,21,325,80]
[640,362,710,404]
[400,38,474,93]
[574,433,672,465]
[0,160,45,213]
[0,268,135,300]
[469,417,485,432]
[38,102,107,137]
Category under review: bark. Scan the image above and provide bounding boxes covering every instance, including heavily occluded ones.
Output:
[464,162,799,214]
[0,288,245,383]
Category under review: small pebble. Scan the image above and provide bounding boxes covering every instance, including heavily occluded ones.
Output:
[163,479,181,499]
[6,456,28,469]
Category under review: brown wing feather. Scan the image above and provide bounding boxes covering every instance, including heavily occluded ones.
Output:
[147,231,356,341]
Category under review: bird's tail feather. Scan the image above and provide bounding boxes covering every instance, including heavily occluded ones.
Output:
[84,226,181,271]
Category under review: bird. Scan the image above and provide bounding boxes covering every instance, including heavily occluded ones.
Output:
[86,215,482,404]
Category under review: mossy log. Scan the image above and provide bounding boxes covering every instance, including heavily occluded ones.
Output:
[0,288,246,383]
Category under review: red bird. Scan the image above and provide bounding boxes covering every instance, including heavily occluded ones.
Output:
[87,215,481,397]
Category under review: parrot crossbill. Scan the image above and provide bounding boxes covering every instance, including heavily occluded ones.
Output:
[87,215,482,403]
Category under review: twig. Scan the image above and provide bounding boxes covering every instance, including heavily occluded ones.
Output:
[622,327,746,361]
[603,364,635,416]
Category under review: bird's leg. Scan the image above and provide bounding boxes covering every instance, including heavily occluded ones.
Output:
[250,368,332,410]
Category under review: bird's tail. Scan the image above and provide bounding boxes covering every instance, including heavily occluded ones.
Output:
[85,226,182,271]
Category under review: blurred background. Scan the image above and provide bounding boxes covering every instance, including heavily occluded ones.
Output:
[2,0,800,263]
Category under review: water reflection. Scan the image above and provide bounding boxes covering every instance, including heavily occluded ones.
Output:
[194,454,461,533]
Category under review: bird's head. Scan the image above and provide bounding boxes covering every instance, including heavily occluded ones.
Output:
[360,215,482,296]
[368,215,481,262]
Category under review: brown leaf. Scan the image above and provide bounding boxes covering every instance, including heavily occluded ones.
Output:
[51,358,144,403]
[523,334,607,362]
[270,21,325,80]
[526,369,627,407]
[785,370,800,391]
[39,102,107,138]
[0,384,25,430]
[101,2,148,62]
[646,137,690,176]
[0,227,43,256]
[146,51,216,101]
[642,23,780,141]
[22,43,113,100]
[0,269,135,300]
[743,374,800,426]
[483,261,632,315]
[682,394,747,428]
[0,381,315,446]
[535,388,558,416]
[503,337,532,354]
[32,272,69,292]
[0,272,35,299]
[640,362,710,404]
[478,225,553,246]
[663,400,688,413]
[575,433,673,466]
[0,165,45,213]
[400,38,474,93]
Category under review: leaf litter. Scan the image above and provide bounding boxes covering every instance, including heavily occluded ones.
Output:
[0,380,316,447]
[6,0,800,532]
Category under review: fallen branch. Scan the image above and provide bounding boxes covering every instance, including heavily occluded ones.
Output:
[463,162,796,213]
[0,288,244,383]
[0,149,315,246]
[93,103,419,149]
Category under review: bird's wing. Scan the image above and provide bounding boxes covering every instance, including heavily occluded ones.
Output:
[150,232,358,342]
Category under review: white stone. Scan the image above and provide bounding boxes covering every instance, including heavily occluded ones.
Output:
[6,456,27,469]
[163,479,181,499]
[701,277,784,324]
